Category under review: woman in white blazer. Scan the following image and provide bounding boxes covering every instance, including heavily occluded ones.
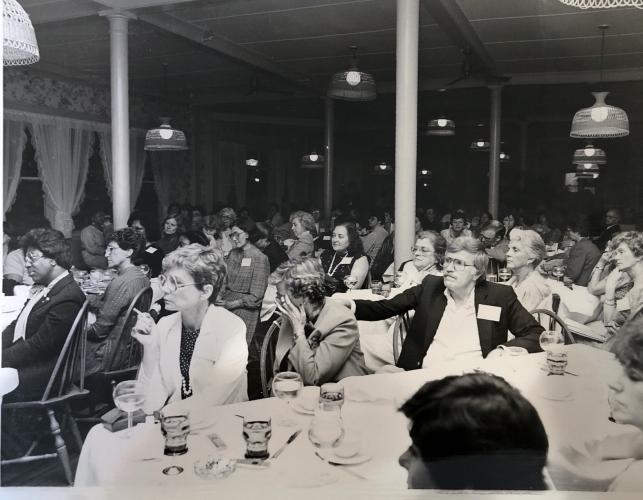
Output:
[132,244,248,414]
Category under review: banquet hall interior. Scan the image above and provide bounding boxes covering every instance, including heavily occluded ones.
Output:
[2,0,643,492]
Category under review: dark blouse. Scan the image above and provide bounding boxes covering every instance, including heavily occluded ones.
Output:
[155,234,179,255]
[320,249,362,294]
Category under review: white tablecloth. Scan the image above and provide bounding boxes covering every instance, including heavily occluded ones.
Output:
[75,344,634,491]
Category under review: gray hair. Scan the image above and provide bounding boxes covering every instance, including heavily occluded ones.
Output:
[509,229,546,268]
[447,236,489,279]
[290,210,316,234]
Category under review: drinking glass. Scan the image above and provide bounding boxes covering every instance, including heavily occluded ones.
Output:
[308,404,344,449]
[498,267,512,283]
[343,275,358,293]
[487,272,498,283]
[112,380,145,438]
[393,272,404,288]
[370,280,382,295]
[551,265,565,281]
[139,264,150,277]
[319,383,344,411]
[160,408,190,455]
[539,329,566,375]
[243,416,272,460]
[539,329,565,351]
[272,371,302,427]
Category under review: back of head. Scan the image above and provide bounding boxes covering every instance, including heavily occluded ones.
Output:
[400,373,548,490]
[481,220,506,240]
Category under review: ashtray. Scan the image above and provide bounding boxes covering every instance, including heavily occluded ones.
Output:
[194,455,236,479]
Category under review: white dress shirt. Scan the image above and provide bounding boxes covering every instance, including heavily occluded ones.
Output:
[421,288,482,368]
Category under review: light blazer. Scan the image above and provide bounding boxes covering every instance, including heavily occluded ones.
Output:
[354,275,543,371]
[138,305,248,413]
[275,298,370,385]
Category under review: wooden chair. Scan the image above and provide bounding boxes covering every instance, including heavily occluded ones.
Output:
[84,286,153,415]
[1,300,90,485]
[529,308,575,345]
[392,311,412,364]
[259,314,283,398]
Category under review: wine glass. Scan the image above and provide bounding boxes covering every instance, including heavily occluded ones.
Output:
[551,265,565,281]
[272,371,302,427]
[498,267,512,283]
[343,275,358,293]
[113,380,145,438]
[308,403,344,449]
[539,329,565,351]
[139,264,150,277]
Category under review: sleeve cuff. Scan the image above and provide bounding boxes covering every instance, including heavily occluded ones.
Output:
[350,300,356,314]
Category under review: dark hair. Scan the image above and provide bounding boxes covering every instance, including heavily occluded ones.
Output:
[127,211,145,228]
[481,220,506,240]
[400,373,548,490]
[611,316,643,382]
[255,221,274,240]
[20,228,72,269]
[451,209,467,222]
[179,230,210,247]
[107,228,144,262]
[368,210,386,225]
[333,222,364,257]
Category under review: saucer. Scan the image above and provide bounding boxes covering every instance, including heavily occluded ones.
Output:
[318,449,372,465]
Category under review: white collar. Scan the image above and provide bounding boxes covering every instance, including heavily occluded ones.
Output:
[443,286,476,310]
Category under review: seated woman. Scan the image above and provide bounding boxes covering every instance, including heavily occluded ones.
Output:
[85,228,150,375]
[154,215,180,255]
[128,212,164,278]
[505,229,551,311]
[286,211,315,259]
[2,229,85,401]
[132,245,248,413]
[251,222,289,273]
[272,258,370,385]
[319,222,369,294]
[399,373,548,490]
[383,230,446,287]
[219,221,270,344]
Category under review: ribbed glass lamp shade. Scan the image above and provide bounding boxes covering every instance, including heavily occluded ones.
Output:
[470,140,490,151]
[572,145,607,165]
[558,1,643,9]
[246,158,259,167]
[144,117,188,151]
[426,118,455,136]
[327,70,376,101]
[373,162,393,174]
[570,92,629,138]
[3,0,39,66]
[576,171,600,179]
[576,162,600,172]
[301,152,325,169]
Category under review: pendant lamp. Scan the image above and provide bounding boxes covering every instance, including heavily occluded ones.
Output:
[426,118,455,136]
[572,144,607,165]
[328,46,376,101]
[301,151,325,169]
[3,0,39,66]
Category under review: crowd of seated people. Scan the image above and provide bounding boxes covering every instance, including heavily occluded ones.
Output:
[3,200,643,490]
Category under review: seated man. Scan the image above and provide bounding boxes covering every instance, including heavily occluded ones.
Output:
[565,220,601,287]
[479,220,508,277]
[360,210,389,264]
[80,211,109,269]
[346,236,543,371]
[2,229,85,401]
[399,373,549,490]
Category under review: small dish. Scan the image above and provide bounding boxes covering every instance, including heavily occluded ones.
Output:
[318,449,372,465]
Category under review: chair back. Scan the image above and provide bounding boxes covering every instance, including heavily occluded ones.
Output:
[392,311,411,364]
[105,286,153,372]
[529,308,575,345]
[41,300,90,402]
[260,314,283,398]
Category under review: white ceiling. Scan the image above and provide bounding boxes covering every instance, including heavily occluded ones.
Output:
[15,0,643,106]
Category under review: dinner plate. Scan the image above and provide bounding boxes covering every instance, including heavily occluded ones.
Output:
[291,400,315,415]
[318,449,372,465]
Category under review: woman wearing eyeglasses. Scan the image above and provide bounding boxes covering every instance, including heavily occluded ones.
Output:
[132,244,248,412]
[382,231,446,289]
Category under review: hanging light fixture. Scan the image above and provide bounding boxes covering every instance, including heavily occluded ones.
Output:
[3,0,40,66]
[246,151,259,167]
[145,64,188,151]
[576,163,600,172]
[570,25,629,139]
[572,144,607,165]
[418,168,432,178]
[499,152,511,162]
[327,46,376,101]
[373,161,393,174]
[557,1,642,9]
[301,151,325,169]
[470,139,490,151]
[426,117,455,136]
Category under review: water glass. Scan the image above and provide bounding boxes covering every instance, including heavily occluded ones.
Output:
[161,409,190,455]
[272,371,302,426]
[370,280,382,295]
[551,265,565,281]
[487,273,498,283]
[243,417,272,460]
[539,329,565,351]
[344,275,358,293]
[308,404,344,449]
[319,383,344,410]
[546,345,568,375]
[498,268,512,283]
[380,282,391,298]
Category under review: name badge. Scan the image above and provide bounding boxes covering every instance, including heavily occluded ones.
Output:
[340,257,353,265]
[477,304,501,322]
[241,258,252,267]
[323,236,331,241]
[617,295,631,312]
[145,246,157,254]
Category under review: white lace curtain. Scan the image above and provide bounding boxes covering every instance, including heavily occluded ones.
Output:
[30,121,94,237]
[97,131,147,210]
[3,118,28,217]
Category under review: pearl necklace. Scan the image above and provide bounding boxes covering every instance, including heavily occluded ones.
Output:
[327,251,349,277]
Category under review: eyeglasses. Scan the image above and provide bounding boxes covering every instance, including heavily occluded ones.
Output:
[25,252,46,265]
[411,246,434,254]
[159,274,203,294]
[443,256,476,271]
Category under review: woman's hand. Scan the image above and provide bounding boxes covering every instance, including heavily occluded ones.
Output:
[131,311,159,349]
[276,293,307,338]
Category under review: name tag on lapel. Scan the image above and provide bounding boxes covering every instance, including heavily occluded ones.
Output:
[340,257,353,265]
[477,304,501,322]
[241,258,252,267]
[145,246,158,254]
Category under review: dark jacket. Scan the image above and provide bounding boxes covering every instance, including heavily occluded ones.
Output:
[566,238,601,286]
[594,224,621,252]
[354,275,543,371]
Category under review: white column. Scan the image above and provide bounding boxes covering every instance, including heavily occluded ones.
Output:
[394,0,419,271]
[488,85,502,218]
[324,97,334,219]
[102,10,136,229]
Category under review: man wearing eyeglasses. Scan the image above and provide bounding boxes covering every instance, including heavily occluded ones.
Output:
[343,236,543,371]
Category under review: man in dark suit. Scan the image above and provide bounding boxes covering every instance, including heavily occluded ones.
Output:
[344,236,543,371]
[593,209,621,251]
[2,229,85,401]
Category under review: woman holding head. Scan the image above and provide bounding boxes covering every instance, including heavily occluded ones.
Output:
[154,215,180,255]
[272,258,369,385]
[319,222,369,294]
[287,211,315,259]
[505,229,551,311]
[132,245,248,412]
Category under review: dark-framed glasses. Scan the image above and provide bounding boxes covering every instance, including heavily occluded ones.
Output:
[443,256,476,271]
[159,274,202,294]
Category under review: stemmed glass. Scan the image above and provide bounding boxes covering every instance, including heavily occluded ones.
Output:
[272,371,302,427]
[139,264,150,277]
[551,265,565,282]
[113,380,145,438]
[498,267,512,283]
[343,275,358,294]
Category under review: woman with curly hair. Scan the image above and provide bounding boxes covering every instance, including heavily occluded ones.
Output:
[383,230,446,288]
[319,221,369,294]
[286,210,315,259]
[272,257,369,385]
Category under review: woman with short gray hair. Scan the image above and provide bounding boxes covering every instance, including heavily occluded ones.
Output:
[506,229,550,311]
